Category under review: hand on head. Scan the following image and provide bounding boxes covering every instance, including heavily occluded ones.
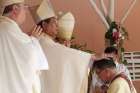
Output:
[30,25,43,38]
[91,54,106,62]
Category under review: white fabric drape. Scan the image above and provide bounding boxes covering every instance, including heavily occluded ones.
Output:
[39,35,91,93]
[0,16,48,93]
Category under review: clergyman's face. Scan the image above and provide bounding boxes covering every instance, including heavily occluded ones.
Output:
[43,17,58,38]
[96,68,110,82]
[17,3,28,24]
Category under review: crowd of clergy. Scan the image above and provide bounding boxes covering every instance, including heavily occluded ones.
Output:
[0,0,137,93]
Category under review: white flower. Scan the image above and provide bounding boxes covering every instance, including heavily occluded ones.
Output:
[113,28,117,32]
[119,33,122,37]
[113,44,117,46]
[122,36,125,40]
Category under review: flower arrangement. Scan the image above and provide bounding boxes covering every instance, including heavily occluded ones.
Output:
[105,21,128,64]
[89,0,137,64]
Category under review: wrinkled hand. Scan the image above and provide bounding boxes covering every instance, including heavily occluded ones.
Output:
[31,25,43,38]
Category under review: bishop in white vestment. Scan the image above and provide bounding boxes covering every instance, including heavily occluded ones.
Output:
[0,0,49,93]
[30,0,92,93]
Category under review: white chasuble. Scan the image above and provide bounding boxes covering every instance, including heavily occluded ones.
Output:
[0,16,45,93]
[39,35,91,93]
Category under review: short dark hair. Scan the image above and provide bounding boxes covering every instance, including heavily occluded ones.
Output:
[104,46,118,55]
[37,17,53,28]
[93,58,116,70]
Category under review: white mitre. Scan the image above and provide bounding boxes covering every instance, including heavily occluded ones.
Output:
[0,0,24,14]
[58,12,75,40]
[36,0,56,23]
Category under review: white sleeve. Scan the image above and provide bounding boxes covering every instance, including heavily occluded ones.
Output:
[123,66,131,80]
[31,37,49,71]
[117,64,131,80]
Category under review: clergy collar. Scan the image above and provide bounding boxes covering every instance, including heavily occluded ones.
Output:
[0,16,17,25]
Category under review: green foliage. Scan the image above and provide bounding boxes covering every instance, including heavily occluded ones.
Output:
[70,35,94,53]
